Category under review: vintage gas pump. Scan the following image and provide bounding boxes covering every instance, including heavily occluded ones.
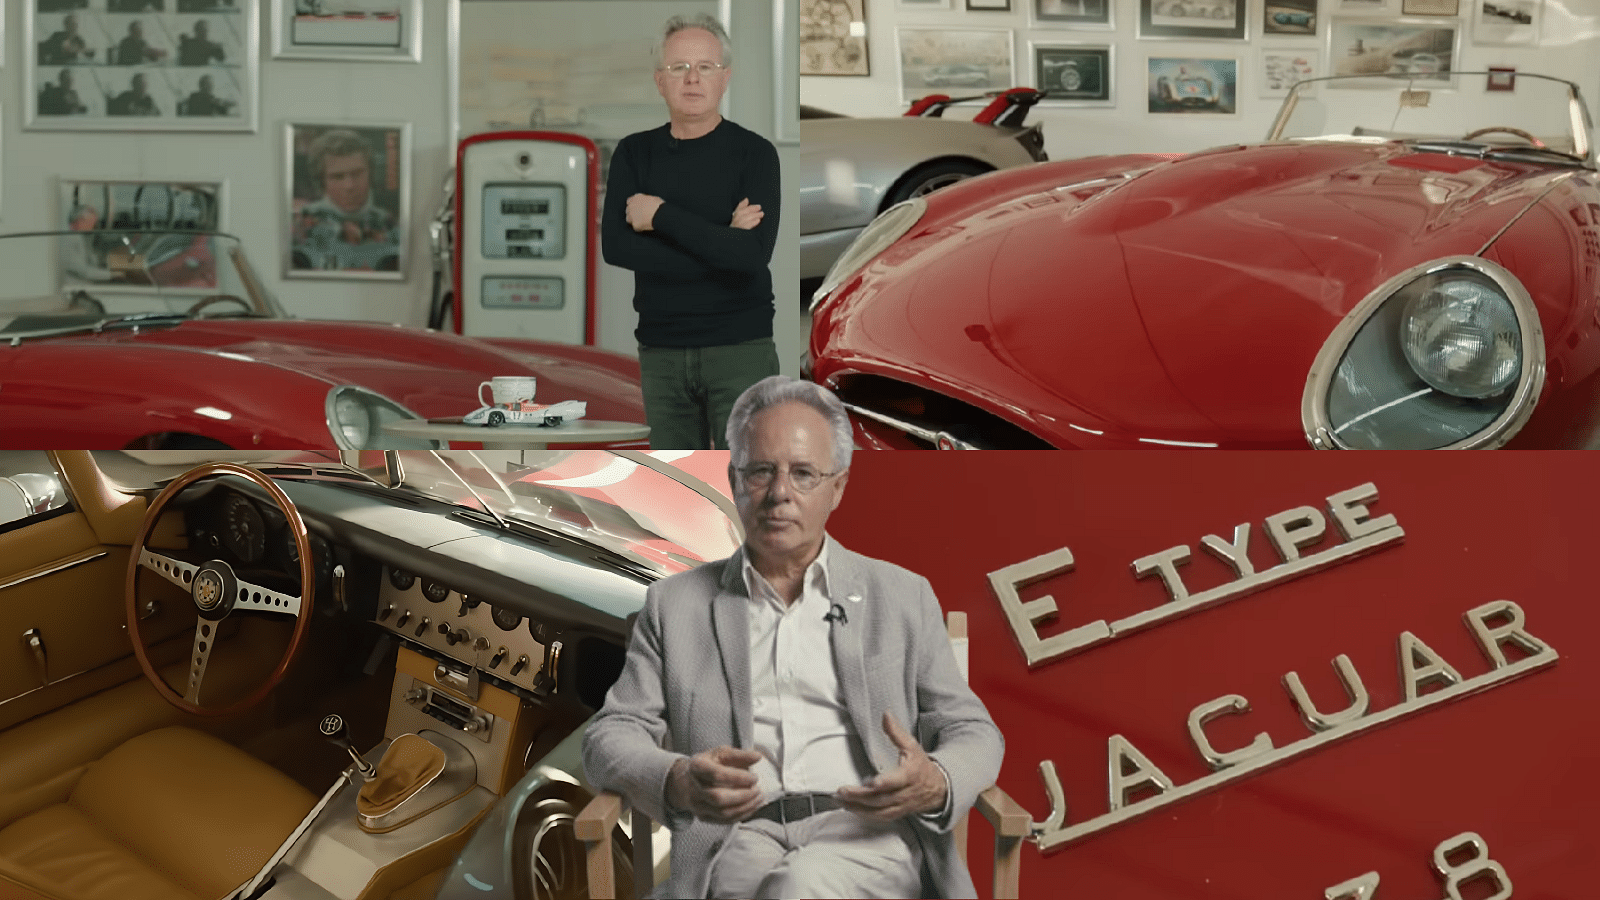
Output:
[448,132,599,344]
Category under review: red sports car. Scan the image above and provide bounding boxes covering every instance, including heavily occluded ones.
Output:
[0,231,644,450]
[808,73,1600,449]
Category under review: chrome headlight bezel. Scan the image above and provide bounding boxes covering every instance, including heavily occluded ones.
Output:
[813,198,928,310]
[1302,256,1545,450]
[324,385,434,451]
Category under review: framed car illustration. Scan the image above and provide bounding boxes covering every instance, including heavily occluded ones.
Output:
[896,26,1016,103]
[1147,56,1237,113]
[1031,42,1114,105]
[1327,18,1460,87]
[1139,0,1248,40]
[24,0,260,132]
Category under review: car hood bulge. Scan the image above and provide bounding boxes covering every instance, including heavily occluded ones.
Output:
[88,320,644,420]
[984,143,1561,439]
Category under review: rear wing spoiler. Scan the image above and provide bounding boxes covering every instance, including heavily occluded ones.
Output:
[904,87,1044,128]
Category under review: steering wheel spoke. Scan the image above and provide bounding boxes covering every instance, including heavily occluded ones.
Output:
[138,548,200,591]
[184,620,218,705]
[233,577,304,617]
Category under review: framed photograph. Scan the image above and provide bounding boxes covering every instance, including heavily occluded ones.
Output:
[1486,66,1515,91]
[272,0,422,62]
[1147,56,1237,112]
[1263,0,1317,35]
[1031,42,1113,105]
[284,122,410,280]
[1033,0,1114,28]
[1473,0,1539,45]
[1336,0,1392,11]
[968,0,1011,8]
[1327,17,1460,87]
[25,0,259,132]
[1260,46,1320,96]
[1139,0,1247,40]
[1402,0,1458,14]
[896,27,1015,103]
[801,0,869,76]
[898,0,952,8]
[56,178,226,290]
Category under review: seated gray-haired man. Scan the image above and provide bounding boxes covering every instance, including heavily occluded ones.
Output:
[583,375,1003,898]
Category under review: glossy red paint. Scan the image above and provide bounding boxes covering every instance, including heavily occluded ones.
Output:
[828,452,1592,898]
[0,319,644,449]
[810,141,1600,448]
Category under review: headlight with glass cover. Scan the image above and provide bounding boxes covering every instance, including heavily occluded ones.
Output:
[1302,257,1544,449]
[812,198,928,310]
[325,386,438,450]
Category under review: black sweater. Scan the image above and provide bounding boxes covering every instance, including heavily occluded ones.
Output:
[601,119,781,347]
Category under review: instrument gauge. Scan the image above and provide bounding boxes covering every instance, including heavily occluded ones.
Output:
[220,493,266,563]
[283,531,333,585]
[421,579,451,604]
[491,606,523,632]
[389,568,416,591]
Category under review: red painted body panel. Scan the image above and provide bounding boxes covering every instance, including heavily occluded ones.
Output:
[0,320,644,449]
[811,141,1600,448]
[829,452,1593,897]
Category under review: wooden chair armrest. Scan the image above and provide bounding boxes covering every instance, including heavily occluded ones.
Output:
[975,784,1032,838]
[574,790,623,842]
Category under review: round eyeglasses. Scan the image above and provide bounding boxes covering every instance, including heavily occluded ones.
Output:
[736,464,843,493]
[660,62,728,78]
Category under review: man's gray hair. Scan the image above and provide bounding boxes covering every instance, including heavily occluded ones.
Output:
[726,376,853,472]
[657,13,732,66]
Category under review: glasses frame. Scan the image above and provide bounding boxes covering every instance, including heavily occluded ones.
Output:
[658,61,730,78]
[735,463,845,493]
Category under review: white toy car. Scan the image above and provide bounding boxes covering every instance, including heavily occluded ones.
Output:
[464,399,588,427]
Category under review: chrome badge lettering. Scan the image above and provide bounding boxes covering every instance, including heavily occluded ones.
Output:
[990,483,1404,668]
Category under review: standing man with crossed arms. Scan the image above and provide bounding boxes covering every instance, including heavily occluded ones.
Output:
[602,13,782,449]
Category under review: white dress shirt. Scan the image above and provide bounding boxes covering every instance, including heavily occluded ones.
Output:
[741,538,870,802]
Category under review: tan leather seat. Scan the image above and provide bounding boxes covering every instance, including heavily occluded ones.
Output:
[0,726,316,900]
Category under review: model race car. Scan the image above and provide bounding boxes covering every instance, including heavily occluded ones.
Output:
[463,399,588,428]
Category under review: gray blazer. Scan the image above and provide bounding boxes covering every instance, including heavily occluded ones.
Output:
[582,540,1004,899]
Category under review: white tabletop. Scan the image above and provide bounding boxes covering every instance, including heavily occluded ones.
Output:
[381,418,651,450]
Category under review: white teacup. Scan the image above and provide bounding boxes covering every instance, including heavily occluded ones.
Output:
[478,376,537,407]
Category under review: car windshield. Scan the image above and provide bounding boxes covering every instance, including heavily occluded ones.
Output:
[92,449,742,580]
[0,230,285,340]
[1268,72,1592,165]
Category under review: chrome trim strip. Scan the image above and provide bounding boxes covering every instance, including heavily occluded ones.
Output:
[0,550,109,593]
[0,652,130,713]
[1475,171,1575,257]
[1300,255,1547,450]
[843,403,977,450]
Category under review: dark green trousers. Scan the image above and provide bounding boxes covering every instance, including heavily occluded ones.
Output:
[638,337,780,449]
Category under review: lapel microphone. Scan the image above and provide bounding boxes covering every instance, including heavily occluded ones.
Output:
[823,603,847,626]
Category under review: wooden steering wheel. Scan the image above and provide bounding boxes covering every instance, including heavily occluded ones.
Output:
[1462,126,1546,149]
[125,463,315,717]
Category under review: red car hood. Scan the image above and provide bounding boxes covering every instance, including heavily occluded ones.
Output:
[821,142,1567,445]
[63,318,644,421]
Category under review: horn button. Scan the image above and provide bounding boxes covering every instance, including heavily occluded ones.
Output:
[193,560,239,621]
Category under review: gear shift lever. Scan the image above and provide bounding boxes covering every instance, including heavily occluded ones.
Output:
[319,713,376,782]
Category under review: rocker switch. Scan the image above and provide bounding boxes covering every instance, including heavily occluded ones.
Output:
[510,654,530,676]
[377,604,395,622]
[395,610,411,628]
[489,647,507,669]
[414,617,431,638]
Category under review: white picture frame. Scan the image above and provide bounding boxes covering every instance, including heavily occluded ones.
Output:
[1259,46,1320,97]
[271,0,423,62]
[1472,0,1540,46]
[284,121,411,281]
[25,0,260,132]
[896,26,1015,104]
[1327,17,1461,88]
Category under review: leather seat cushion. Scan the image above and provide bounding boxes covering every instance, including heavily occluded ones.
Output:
[0,726,317,900]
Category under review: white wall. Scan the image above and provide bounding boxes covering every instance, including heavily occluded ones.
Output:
[2,0,800,375]
[801,0,1600,157]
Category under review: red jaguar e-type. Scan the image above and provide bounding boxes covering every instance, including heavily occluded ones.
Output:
[0,231,644,450]
[808,72,1600,449]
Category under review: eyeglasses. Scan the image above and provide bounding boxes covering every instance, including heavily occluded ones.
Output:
[736,463,843,493]
[660,61,728,78]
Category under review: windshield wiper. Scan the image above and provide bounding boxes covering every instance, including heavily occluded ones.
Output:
[95,311,191,332]
[1479,145,1588,166]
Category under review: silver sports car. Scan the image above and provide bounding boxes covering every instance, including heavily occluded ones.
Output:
[799,90,1048,304]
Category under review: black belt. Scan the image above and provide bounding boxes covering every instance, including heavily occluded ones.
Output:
[751,793,841,825]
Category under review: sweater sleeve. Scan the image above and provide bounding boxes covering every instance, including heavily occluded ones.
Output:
[600,136,718,278]
[650,134,781,275]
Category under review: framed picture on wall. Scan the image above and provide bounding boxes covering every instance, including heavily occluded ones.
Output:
[1139,0,1248,40]
[1033,0,1114,29]
[271,0,423,62]
[898,0,953,8]
[1147,56,1238,112]
[24,0,259,132]
[1473,0,1539,45]
[1336,0,1392,12]
[1031,41,1113,105]
[1263,0,1318,35]
[1259,46,1319,96]
[801,0,869,76]
[56,178,227,290]
[896,27,1015,103]
[1327,17,1460,87]
[1401,0,1458,15]
[283,121,410,280]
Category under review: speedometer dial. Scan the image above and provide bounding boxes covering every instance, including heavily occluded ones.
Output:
[421,579,451,604]
[491,606,523,631]
[220,493,266,563]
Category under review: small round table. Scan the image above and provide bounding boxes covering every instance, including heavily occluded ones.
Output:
[380,419,651,450]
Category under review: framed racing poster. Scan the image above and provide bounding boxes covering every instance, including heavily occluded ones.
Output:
[283,121,410,281]
[896,26,1015,104]
[1139,0,1248,40]
[1147,56,1238,113]
[271,0,423,62]
[1033,0,1114,28]
[24,0,259,132]
[1327,17,1460,88]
